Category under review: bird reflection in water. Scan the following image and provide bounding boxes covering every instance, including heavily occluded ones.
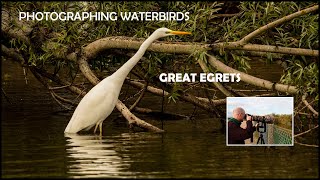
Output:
[64,134,130,178]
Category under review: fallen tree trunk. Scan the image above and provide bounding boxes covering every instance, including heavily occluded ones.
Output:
[116,100,164,132]
[207,54,298,94]
[125,79,226,111]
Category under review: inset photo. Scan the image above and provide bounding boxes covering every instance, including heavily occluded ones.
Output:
[226,97,294,146]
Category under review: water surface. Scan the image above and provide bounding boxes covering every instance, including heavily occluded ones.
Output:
[1,59,318,178]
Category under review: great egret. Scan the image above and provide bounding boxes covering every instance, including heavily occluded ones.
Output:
[64,27,191,135]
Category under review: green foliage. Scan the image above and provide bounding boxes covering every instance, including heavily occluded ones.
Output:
[168,82,182,103]
[281,59,318,96]
[216,2,318,102]
[2,1,318,103]
[273,114,293,129]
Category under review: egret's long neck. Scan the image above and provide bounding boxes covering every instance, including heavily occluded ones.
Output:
[111,34,158,82]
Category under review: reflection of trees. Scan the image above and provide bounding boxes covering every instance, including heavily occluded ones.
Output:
[2,2,318,136]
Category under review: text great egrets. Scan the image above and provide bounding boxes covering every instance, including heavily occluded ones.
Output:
[64,28,191,135]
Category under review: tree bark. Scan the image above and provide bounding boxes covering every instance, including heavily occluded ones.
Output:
[116,100,164,133]
[125,79,226,111]
[207,54,298,94]
[197,58,235,97]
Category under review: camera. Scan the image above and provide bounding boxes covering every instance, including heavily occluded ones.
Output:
[244,114,274,124]
[245,114,274,144]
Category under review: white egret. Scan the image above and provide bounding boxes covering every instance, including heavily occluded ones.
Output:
[64,28,191,135]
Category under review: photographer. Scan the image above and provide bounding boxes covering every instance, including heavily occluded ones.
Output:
[228,107,257,144]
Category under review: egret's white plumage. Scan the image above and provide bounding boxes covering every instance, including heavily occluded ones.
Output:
[64,28,191,135]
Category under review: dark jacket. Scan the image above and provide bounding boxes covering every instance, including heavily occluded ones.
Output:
[228,118,255,144]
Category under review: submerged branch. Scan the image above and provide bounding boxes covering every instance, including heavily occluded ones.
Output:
[2,88,12,104]
[29,67,72,110]
[116,100,164,133]
[33,67,87,97]
[49,90,73,110]
[2,44,86,98]
[294,140,319,148]
[50,91,78,106]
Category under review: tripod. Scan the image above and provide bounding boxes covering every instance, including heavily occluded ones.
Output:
[256,121,267,144]
[257,133,265,144]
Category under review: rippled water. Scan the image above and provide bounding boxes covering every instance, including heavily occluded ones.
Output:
[1,59,319,178]
[2,108,318,178]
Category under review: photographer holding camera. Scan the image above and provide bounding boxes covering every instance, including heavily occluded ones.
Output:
[228,107,257,144]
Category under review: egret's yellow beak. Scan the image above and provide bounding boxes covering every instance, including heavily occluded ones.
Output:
[169,30,192,35]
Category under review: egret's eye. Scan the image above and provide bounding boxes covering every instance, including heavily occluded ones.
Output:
[165,31,171,34]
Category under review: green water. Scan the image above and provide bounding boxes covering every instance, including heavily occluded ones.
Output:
[1,59,318,178]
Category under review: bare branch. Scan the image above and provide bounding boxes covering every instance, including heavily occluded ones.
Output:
[2,88,12,104]
[224,85,249,97]
[129,82,148,111]
[302,93,319,116]
[253,93,277,97]
[233,50,284,60]
[242,44,318,57]
[294,125,318,137]
[296,112,316,116]
[49,84,72,90]
[133,106,190,120]
[116,100,164,133]
[294,140,319,148]
[197,58,235,97]
[2,44,86,98]
[49,90,73,110]
[33,67,87,97]
[50,91,77,106]
[80,37,318,61]
[207,54,298,94]
[82,36,209,60]
[215,13,240,18]
[196,97,226,105]
[30,67,72,110]
[212,43,319,57]
[2,43,89,112]
[296,98,317,114]
[126,79,226,112]
[232,89,273,92]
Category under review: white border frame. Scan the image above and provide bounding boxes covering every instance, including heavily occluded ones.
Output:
[226,97,294,146]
